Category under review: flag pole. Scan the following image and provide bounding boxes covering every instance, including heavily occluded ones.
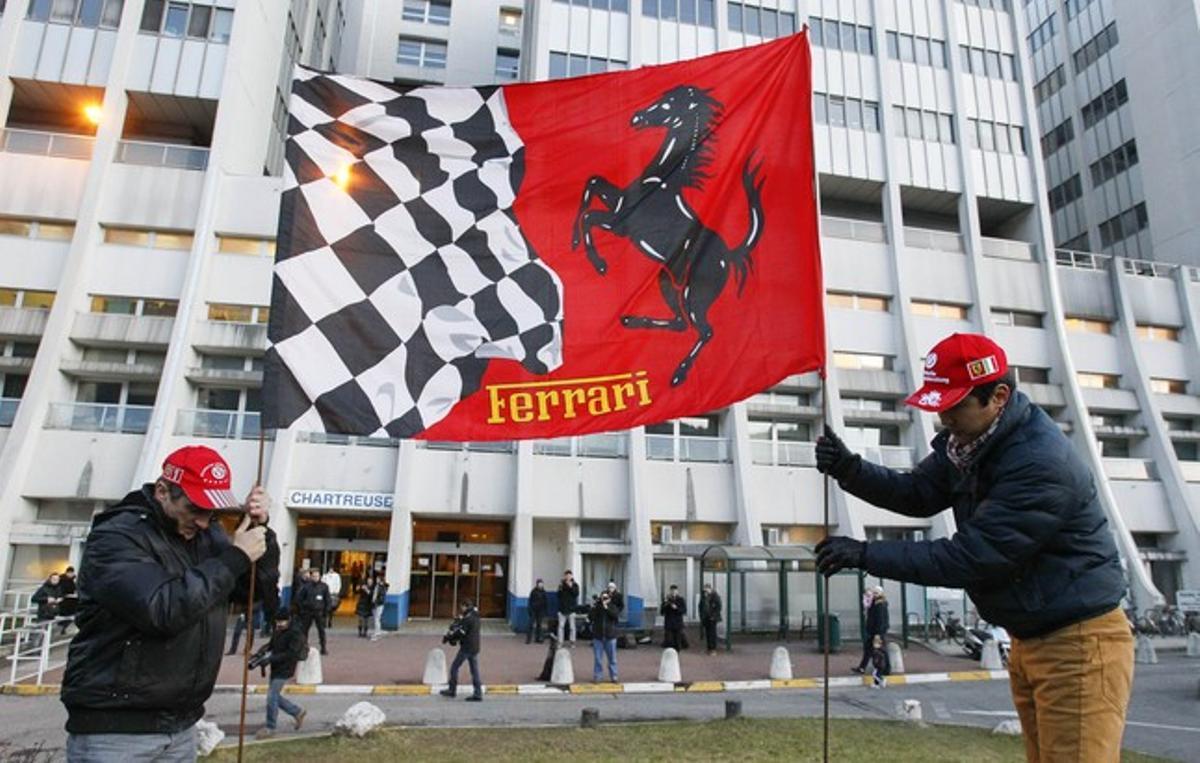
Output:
[821,375,831,763]
[237,429,268,761]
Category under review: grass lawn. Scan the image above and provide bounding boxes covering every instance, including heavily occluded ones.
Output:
[213,718,1168,762]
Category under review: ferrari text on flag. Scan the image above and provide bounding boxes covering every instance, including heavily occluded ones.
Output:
[265,33,824,441]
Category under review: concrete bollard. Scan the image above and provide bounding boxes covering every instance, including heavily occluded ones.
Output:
[886,641,905,675]
[1187,632,1200,658]
[296,646,322,685]
[1135,635,1158,665]
[551,645,575,684]
[768,646,793,680]
[422,648,448,685]
[902,699,923,723]
[658,648,682,683]
[581,708,600,728]
[980,640,1004,671]
[725,700,742,719]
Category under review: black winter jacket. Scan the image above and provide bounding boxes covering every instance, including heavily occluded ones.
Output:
[843,392,1125,639]
[529,586,548,615]
[661,594,686,630]
[865,600,889,638]
[557,580,579,614]
[268,623,306,681]
[457,608,481,655]
[355,586,374,617]
[700,592,722,623]
[60,486,279,734]
[297,580,330,616]
[32,580,62,621]
[589,599,621,640]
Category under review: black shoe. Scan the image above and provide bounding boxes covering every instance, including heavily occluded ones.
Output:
[851,666,866,674]
[439,689,456,698]
[465,694,482,702]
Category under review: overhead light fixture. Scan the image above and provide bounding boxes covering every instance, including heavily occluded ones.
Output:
[83,104,103,125]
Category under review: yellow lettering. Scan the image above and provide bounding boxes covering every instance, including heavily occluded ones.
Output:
[487,385,507,424]
[635,376,652,405]
[612,382,635,411]
[562,388,587,419]
[510,392,534,423]
[534,389,560,421]
[587,385,612,416]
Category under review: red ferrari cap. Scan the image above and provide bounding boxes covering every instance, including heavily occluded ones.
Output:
[905,333,1008,413]
[161,446,239,510]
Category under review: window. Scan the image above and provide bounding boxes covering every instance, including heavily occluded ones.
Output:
[162,1,187,36]
[139,0,162,30]
[1151,378,1187,395]
[397,37,448,69]
[403,0,451,25]
[958,0,1012,9]
[1058,232,1090,251]
[1136,325,1179,342]
[1040,119,1074,157]
[0,288,55,309]
[842,397,896,412]
[807,16,872,51]
[1034,65,1066,105]
[1013,366,1050,384]
[1066,0,1097,18]
[894,107,957,144]
[647,0,715,28]
[90,295,178,317]
[1065,316,1112,334]
[209,7,231,42]
[1073,22,1118,74]
[832,352,892,371]
[186,4,209,38]
[499,7,521,34]
[217,235,275,256]
[1165,417,1195,432]
[1098,203,1149,248]
[494,49,519,81]
[1048,175,1083,212]
[1076,372,1119,389]
[548,51,626,79]
[0,218,76,240]
[826,292,889,312]
[1027,14,1056,53]
[208,303,269,324]
[1081,80,1128,129]
[991,309,1043,328]
[1090,140,1138,187]
[910,300,969,320]
[812,93,880,132]
[967,118,1025,155]
[102,227,193,250]
[958,45,1017,80]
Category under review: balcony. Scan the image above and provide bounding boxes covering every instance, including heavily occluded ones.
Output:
[45,402,152,434]
[71,312,174,348]
[1055,250,1111,271]
[862,445,916,470]
[745,401,821,420]
[420,441,517,453]
[185,367,263,386]
[1179,461,1200,482]
[821,216,887,244]
[115,139,209,171]
[1102,458,1157,481]
[645,435,731,463]
[532,433,629,458]
[0,357,34,375]
[0,128,94,160]
[175,409,262,440]
[0,398,19,427]
[59,359,162,381]
[0,307,51,338]
[904,227,963,253]
[192,321,268,354]
[298,431,397,448]
[980,237,1036,262]
[751,439,815,467]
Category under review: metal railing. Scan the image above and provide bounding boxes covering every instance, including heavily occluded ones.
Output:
[864,445,916,470]
[299,431,397,447]
[420,441,517,453]
[175,409,262,440]
[46,402,153,433]
[980,237,1037,261]
[904,227,963,253]
[1055,249,1112,270]
[821,216,887,243]
[115,139,209,171]
[6,618,72,686]
[0,397,18,427]
[645,435,731,463]
[1121,258,1175,278]
[0,127,95,159]
[532,433,629,458]
[1102,457,1157,481]
[750,439,816,467]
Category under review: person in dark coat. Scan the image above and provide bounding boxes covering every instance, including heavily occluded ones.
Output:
[440,599,483,701]
[355,579,374,637]
[699,583,722,654]
[815,333,1132,763]
[58,566,78,621]
[256,611,307,739]
[661,584,688,650]
[32,572,63,622]
[526,579,548,644]
[556,570,579,645]
[854,587,889,674]
[370,575,389,639]
[296,569,330,655]
[60,445,277,760]
[589,590,621,682]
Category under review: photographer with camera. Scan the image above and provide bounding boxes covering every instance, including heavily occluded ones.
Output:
[589,589,621,683]
[254,611,308,739]
[60,445,278,761]
[440,599,483,701]
[661,584,687,650]
[556,570,579,646]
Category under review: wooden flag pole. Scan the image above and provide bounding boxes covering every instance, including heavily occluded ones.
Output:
[820,376,831,763]
[237,430,268,761]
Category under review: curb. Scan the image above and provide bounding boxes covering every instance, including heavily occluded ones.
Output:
[0,670,1009,697]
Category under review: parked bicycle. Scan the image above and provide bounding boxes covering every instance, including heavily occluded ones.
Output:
[927,607,965,644]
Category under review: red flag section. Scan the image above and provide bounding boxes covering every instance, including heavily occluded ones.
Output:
[422,34,823,440]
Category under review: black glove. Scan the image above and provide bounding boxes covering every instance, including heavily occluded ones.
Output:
[815,426,860,480]
[815,536,867,577]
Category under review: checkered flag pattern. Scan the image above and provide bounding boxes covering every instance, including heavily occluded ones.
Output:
[265,68,564,437]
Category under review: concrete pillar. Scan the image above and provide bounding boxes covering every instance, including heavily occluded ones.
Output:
[727,403,762,546]
[263,428,299,604]
[625,427,658,628]
[384,440,418,628]
[0,0,30,124]
[508,441,535,633]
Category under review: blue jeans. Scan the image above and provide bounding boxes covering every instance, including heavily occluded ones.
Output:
[448,649,481,696]
[592,638,617,682]
[267,677,303,729]
[67,727,195,762]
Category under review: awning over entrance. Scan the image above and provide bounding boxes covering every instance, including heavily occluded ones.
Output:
[698,544,817,573]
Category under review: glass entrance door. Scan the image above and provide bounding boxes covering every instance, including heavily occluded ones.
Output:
[410,552,509,619]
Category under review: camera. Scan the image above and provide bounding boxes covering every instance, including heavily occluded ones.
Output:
[443,618,466,646]
[247,644,272,670]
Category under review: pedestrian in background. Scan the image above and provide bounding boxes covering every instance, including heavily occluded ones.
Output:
[321,566,342,628]
[371,574,389,640]
[32,572,63,624]
[296,569,329,655]
[699,583,722,655]
[526,578,548,644]
[854,586,889,675]
[256,611,307,739]
[355,579,374,638]
[661,584,687,650]
[440,598,483,701]
[589,589,620,683]
[557,570,579,646]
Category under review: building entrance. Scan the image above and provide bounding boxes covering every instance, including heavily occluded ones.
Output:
[409,519,509,619]
[295,514,390,614]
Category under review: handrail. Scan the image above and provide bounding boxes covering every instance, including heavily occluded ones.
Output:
[6,618,72,686]
[0,128,95,160]
[115,139,209,171]
[45,402,153,434]
[175,408,262,440]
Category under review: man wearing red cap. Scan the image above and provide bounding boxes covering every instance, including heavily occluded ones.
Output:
[61,445,280,761]
[815,333,1132,762]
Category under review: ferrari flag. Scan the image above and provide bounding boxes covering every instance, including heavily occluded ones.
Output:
[264,33,823,441]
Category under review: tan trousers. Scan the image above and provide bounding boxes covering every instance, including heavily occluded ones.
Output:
[1008,607,1134,762]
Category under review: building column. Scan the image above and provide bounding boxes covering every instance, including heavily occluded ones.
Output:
[0,0,29,122]
[507,440,535,632]
[263,428,299,606]
[625,427,657,628]
[727,403,761,546]
[384,439,419,627]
